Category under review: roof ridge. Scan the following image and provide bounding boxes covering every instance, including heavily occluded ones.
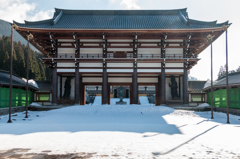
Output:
[53,8,188,15]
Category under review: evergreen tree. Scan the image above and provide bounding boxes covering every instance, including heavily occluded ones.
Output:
[236,66,240,72]
[217,65,240,80]
[0,36,51,80]
[217,65,226,80]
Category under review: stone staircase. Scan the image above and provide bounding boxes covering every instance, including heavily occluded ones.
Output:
[57,99,75,105]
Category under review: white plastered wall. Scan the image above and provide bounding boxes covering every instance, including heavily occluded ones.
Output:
[138,78,158,83]
[137,69,161,73]
[107,69,133,73]
[108,78,132,83]
[80,48,102,54]
[138,39,161,42]
[137,63,161,67]
[165,69,184,73]
[108,39,133,42]
[165,48,183,56]
[82,77,102,83]
[80,69,103,72]
[58,63,75,67]
[138,48,161,55]
[57,69,75,73]
[80,63,103,67]
[107,63,133,67]
[165,63,183,67]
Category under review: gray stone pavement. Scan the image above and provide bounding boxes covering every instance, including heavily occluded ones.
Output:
[0,149,99,159]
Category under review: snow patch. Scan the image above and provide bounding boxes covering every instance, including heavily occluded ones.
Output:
[139,96,151,105]
[169,110,200,117]
[22,78,39,88]
[197,103,210,107]
[30,102,41,106]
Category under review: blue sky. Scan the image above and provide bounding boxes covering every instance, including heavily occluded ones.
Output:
[0,0,239,80]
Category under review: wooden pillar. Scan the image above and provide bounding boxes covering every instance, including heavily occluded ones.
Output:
[130,84,132,104]
[183,62,188,106]
[161,62,166,105]
[132,61,138,104]
[157,75,161,105]
[55,39,58,58]
[103,34,107,58]
[161,39,165,58]
[60,75,62,98]
[102,62,108,104]
[75,64,79,104]
[178,76,181,98]
[183,39,186,58]
[108,84,110,104]
[133,34,138,58]
[52,66,57,105]
[79,76,83,105]
[75,39,80,58]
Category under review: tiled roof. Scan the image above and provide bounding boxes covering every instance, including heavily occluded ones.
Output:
[203,72,240,91]
[35,80,52,92]
[188,81,207,92]
[0,70,39,91]
[13,8,229,29]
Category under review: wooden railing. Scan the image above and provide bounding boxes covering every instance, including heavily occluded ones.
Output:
[79,54,103,58]
[56,53,195,59]
[58,54,75,58]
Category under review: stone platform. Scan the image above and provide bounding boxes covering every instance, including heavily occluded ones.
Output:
[28,105,74,111]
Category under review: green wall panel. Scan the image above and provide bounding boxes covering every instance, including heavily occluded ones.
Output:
[0,87,34,108]
[207,88,240,109]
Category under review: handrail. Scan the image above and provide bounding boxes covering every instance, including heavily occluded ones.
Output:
[55,53,196,59]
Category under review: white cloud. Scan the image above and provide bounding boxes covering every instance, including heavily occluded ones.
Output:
[0,0,53,23]
[27,10,54,22]
[110,0,141,9]
[121,0,140,9]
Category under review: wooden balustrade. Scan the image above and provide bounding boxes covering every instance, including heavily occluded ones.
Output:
[56,53,194,59]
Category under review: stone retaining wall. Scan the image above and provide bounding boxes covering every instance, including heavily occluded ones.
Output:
[0,106,25,116]
[214,107,240,116]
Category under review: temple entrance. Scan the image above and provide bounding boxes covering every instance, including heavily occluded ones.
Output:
[84,85,102,105]
[165,75,183,105]
[57,74,75,105]
[109,84,131,105]
[138,85,157,105]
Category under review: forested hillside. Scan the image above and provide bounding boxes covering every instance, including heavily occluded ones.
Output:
[0,35,51,80]
[0,19,27,45]
[0,19,51,80]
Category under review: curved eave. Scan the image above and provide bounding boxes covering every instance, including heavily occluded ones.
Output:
[14,29,47,55]
[0,82,39,91]
[15,26,229,33]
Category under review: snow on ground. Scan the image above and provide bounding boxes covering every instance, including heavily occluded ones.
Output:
[30,102,41,106]
[0,105,240,158]
[92,96,102,105]
[139,96,151,105]
[197,103,210,107]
